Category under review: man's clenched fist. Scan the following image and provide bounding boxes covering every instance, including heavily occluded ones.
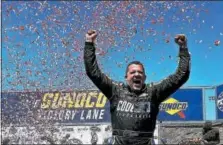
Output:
[86,30,97,43]
[175,34,187,48]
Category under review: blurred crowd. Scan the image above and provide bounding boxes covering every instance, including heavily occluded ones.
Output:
[1,124,113,145]
[1,121,220,145]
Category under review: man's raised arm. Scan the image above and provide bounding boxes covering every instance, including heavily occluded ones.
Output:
[84,30,114,99]
[153,34,191,103]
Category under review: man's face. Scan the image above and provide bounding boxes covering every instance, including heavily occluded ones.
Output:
[125,64,146,91]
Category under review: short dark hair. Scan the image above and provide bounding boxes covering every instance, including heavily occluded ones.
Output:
[125,61,145,77]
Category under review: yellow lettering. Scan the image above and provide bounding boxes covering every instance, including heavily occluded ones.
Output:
[41,91,108,109]
[96,93,107,108]
[41,93,54,109]
[85,92,96,108]
[70,91,77,108]
[80,93,86,107]
[64,93,73,108]
[60,93,67,108]
[57,93,63,108]
[51,92,60,109]
[74,92,86,108]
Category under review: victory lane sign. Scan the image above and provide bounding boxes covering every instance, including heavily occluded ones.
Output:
[34,91,109,123]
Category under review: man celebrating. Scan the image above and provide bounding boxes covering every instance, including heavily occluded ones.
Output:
[84,30,191,145]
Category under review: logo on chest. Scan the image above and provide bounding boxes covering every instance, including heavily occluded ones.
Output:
[116,100,151,114]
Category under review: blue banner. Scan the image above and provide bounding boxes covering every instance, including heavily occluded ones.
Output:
[158,88,203,121]
[216,84,223,119]
[1,91,111,125]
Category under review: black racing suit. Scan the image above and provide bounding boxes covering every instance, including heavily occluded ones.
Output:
[84,42,191,145]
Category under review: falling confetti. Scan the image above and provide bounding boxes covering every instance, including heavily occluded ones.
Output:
[2,1,221,92]
[214,40,220,46]
[1,3,222,135]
